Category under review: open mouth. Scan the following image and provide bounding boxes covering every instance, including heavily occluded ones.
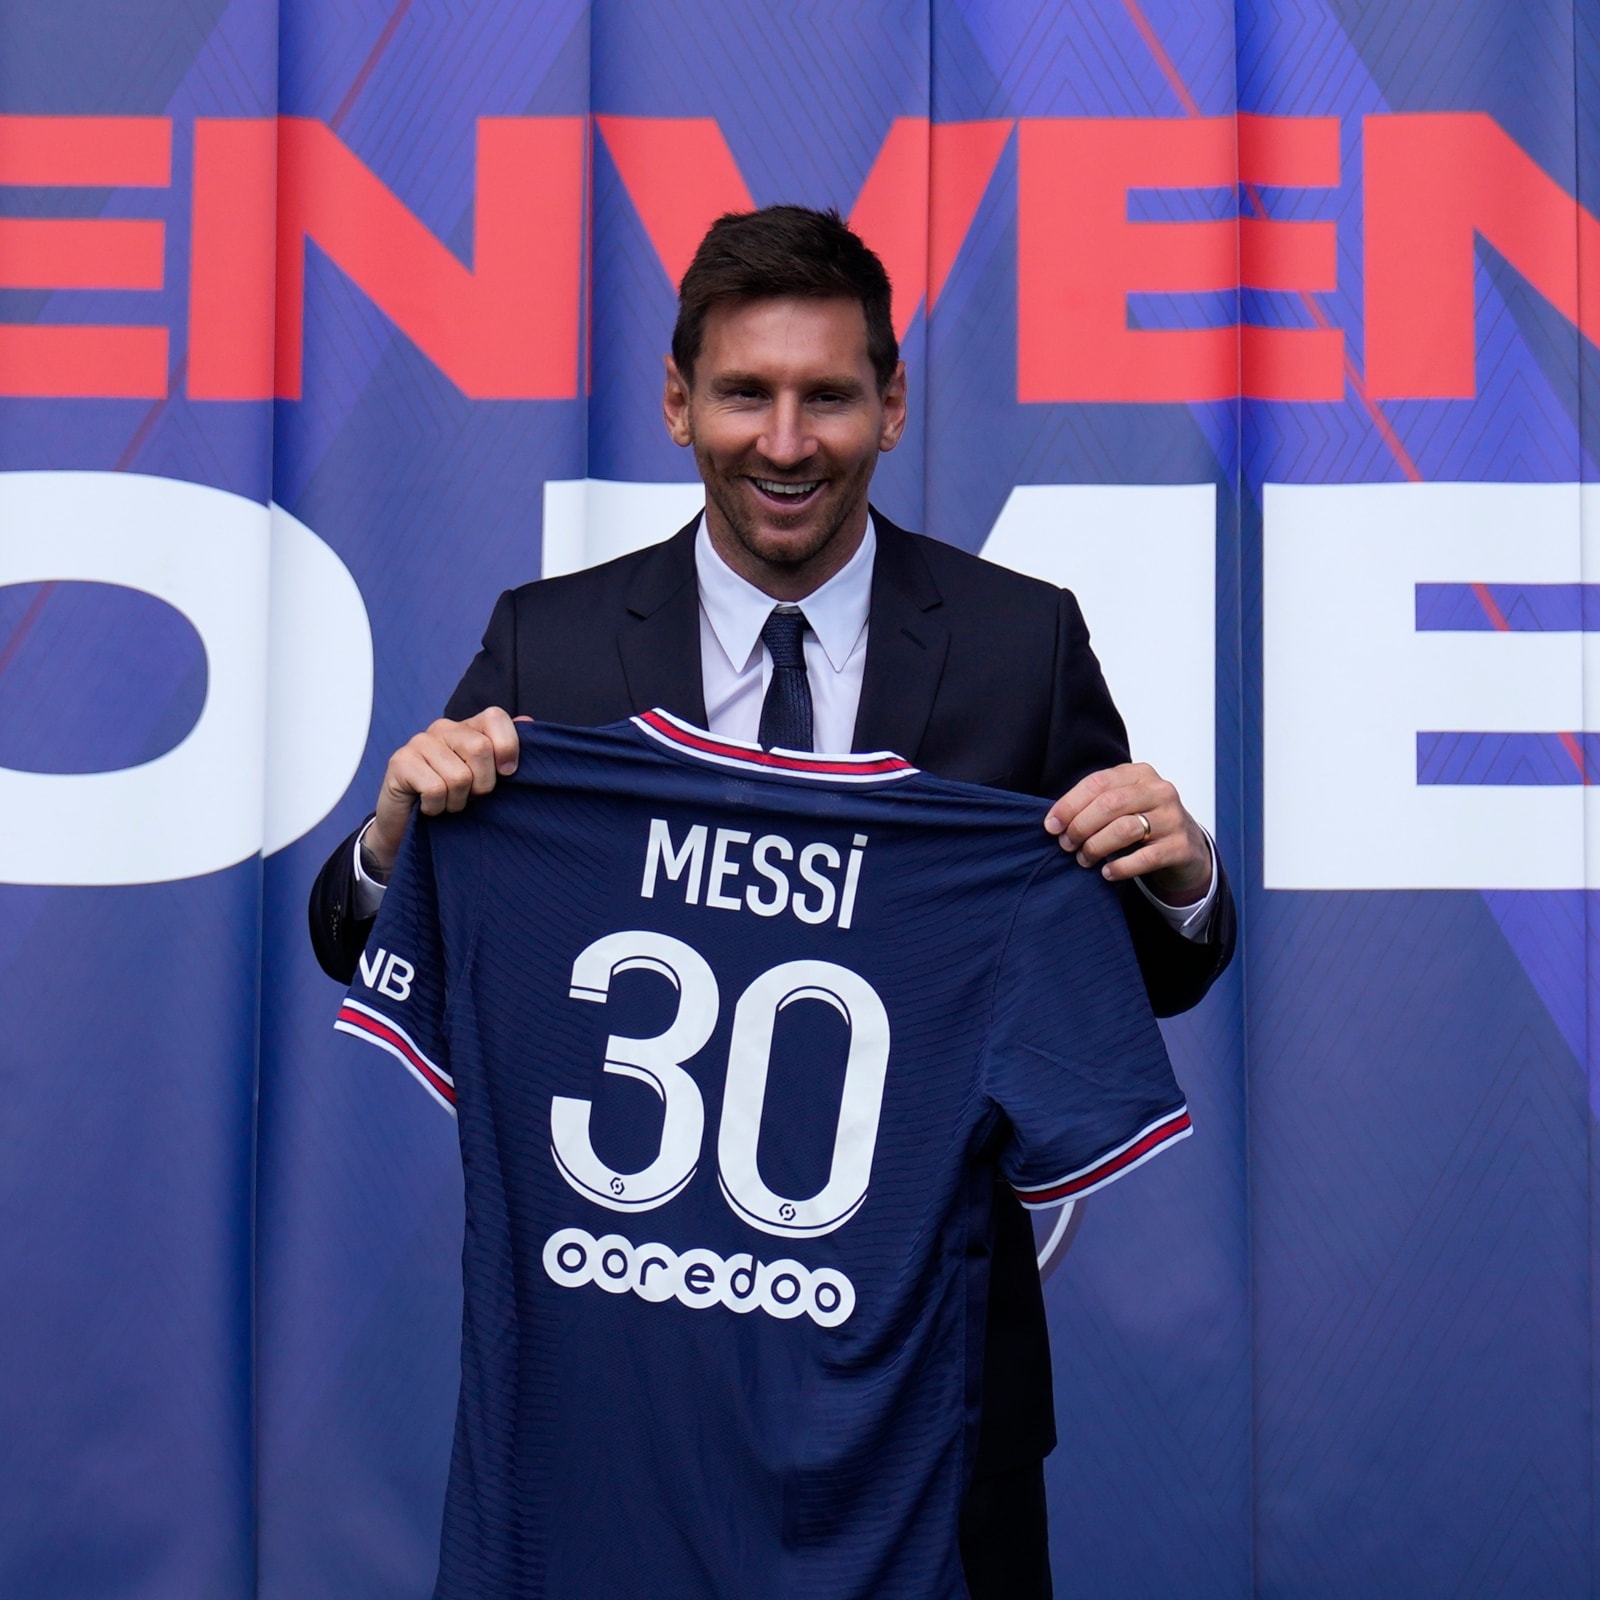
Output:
[748,477,824,509]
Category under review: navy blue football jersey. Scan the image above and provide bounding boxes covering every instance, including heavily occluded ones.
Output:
[335,710,1189,1600]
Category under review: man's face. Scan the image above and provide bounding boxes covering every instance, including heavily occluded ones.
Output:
[663,296,907,599]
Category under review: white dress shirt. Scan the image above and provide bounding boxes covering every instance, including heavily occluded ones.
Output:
[355,513,1217,937]
[695,513,874,755]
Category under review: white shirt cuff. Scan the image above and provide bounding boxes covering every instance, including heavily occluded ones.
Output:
[1134,829,1219,943]
[350,817,388,919]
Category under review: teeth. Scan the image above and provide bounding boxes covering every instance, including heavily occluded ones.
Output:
[753,479,819,497]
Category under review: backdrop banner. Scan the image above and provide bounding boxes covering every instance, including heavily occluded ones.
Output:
[0,0,1595,1594]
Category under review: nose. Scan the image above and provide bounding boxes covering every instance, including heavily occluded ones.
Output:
[757,393,814,469]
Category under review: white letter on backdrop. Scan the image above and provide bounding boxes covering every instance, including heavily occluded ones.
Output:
[0,471,371,884]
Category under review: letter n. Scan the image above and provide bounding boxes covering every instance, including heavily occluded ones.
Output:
[1365,112,1600,399]
[190,116,585,400]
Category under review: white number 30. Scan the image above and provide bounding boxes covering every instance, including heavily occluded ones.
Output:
[551,930,891,1239]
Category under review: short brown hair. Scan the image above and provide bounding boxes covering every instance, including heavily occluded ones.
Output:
[671,205,899,392]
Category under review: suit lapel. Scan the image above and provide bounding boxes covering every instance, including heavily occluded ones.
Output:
[853,511,949,760]
[615,510,946,751]
[618,518,709,726]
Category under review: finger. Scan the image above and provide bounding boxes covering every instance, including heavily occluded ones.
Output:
[1061,775,1174,852]
[435,721,502,796]
[369,751,423,867]
[1073,811,1160,869]
[466,707,523,775]
[385,747,450,818]
[1044,768,1117,839]
[1044,764,1159,843]
[1097,841,1171,883]
[399,740,475,815]
[434,747,478,812]
[1083,808,1209,882]
[1060,787,1149,855]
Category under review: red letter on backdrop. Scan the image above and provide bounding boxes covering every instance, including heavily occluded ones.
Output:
[1366,112,1600,398]
[928,120,1013,310]
[595,117,754,292]
[0,219,163,290]
[846,118,928,339]
[1237,112,1343,401]
[1018,117,1237,403]
[189,119,277,400]
[270,117,584,401]
[599,116,1011,340]
[0,115,169,185]
[0,116,169,398]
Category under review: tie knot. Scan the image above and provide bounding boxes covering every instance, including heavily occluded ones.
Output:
[761,606,808,670]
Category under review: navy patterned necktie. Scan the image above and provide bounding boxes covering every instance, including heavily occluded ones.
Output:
[758,606,814,752]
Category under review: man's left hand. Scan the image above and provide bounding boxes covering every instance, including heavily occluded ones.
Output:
[1044,763,1211,907]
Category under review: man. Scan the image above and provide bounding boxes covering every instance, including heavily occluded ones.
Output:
[310,204,1234,1598]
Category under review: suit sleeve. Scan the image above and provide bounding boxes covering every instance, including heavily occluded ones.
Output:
[444,587,519,720]
[1043,588,1237,1018]
[307,589,519,983]
[307,819,378,983]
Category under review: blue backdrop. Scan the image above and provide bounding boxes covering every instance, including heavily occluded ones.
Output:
[0,0,1595,1594]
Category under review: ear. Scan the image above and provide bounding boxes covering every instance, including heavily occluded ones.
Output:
[877,360,909,453]
[662,356,694,447]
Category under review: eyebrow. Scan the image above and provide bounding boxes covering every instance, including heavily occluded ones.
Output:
[709,370,868,395]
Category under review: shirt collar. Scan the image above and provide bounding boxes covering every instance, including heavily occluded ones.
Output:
[695,513,876,675]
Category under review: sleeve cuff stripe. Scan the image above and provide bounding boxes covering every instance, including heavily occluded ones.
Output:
[340,999,454,1085]
[1013,1107,1191,1207]
[336,1002,456,1113]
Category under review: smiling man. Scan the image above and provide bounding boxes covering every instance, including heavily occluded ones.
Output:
[309,205,1235,1599]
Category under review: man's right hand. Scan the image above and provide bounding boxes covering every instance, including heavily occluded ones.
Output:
[361,708,522,879]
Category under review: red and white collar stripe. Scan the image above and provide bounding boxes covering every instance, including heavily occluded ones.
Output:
[633,707,918,784]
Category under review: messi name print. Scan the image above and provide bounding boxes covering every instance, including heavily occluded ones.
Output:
[335,711,1189,1600]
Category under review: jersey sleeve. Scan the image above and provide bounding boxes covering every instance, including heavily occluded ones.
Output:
[981,856,1190,1208]
[333,818,456,1115]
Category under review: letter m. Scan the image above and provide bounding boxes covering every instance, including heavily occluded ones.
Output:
[188,116,584,399]
[641,820,707,904]
[1365,112,1600,399]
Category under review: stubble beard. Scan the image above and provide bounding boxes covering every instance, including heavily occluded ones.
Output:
[697,443,874,576]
